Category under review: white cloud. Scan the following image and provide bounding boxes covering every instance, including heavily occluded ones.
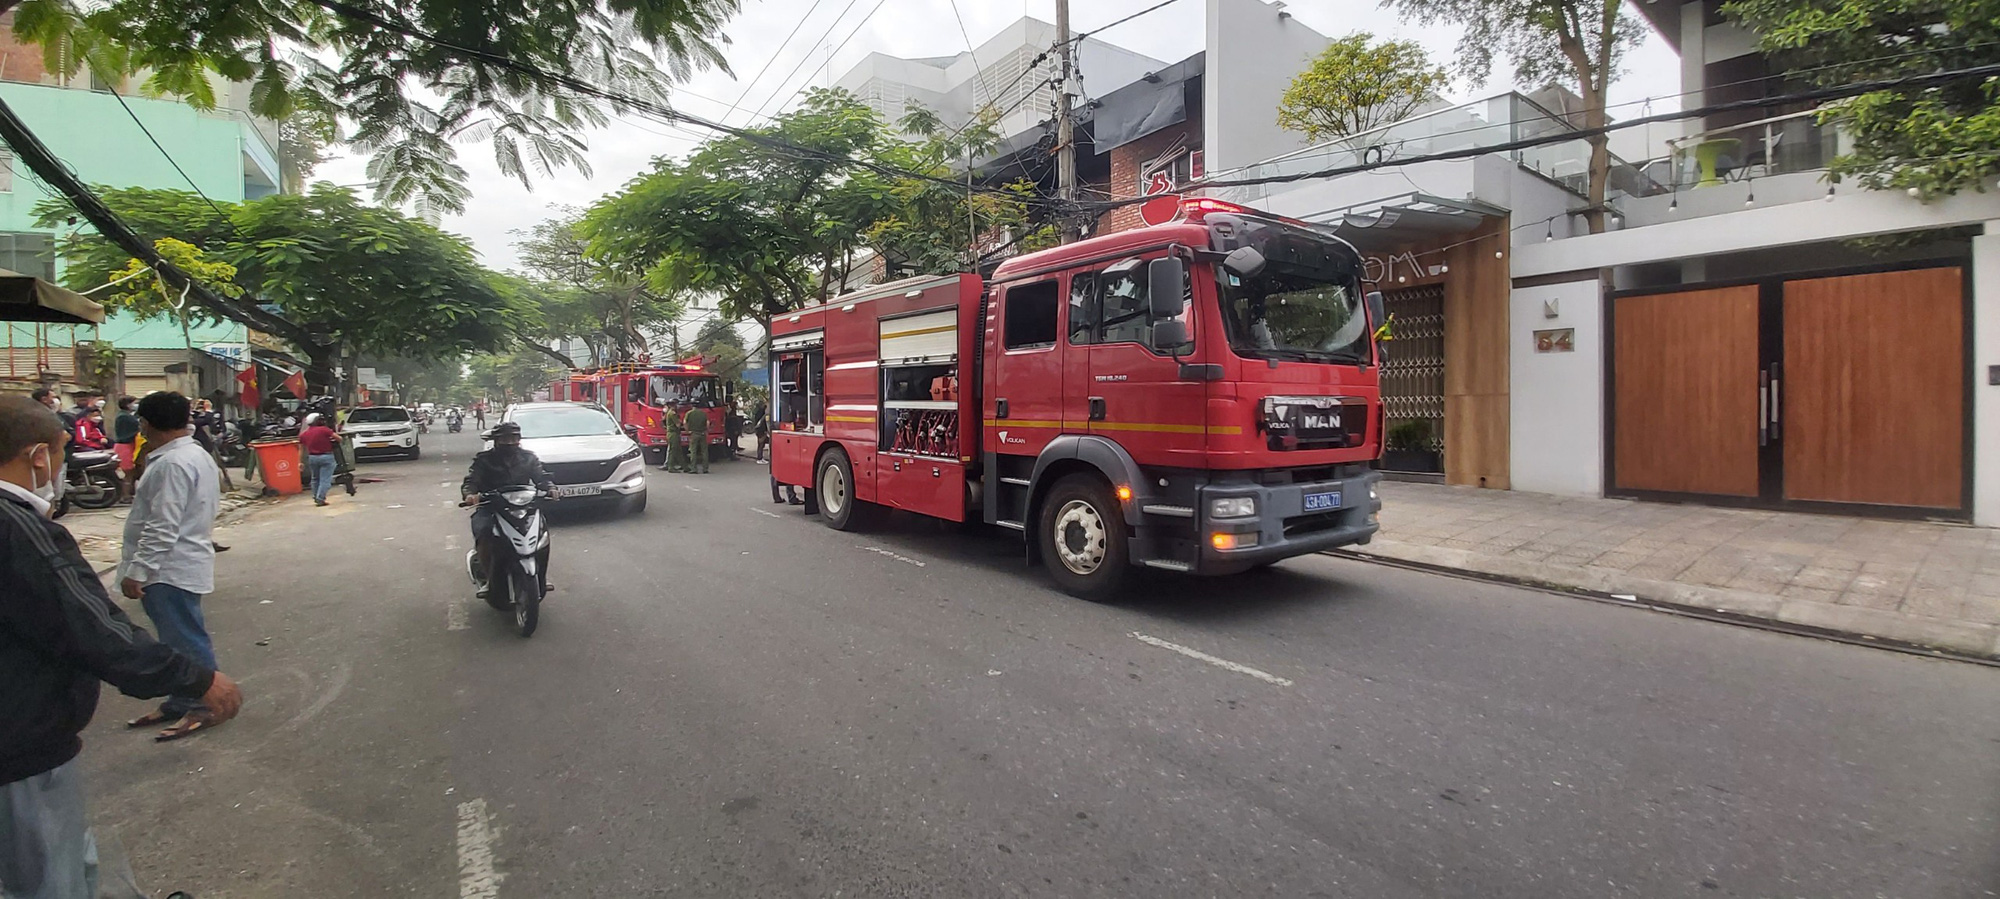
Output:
[318,0,1682,270]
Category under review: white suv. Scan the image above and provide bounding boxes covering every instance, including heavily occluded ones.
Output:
[501,403,648,515]
[344,406,421,460]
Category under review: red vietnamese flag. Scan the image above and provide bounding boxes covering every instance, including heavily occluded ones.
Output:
[282,369,307,399]
[236,366,259,410]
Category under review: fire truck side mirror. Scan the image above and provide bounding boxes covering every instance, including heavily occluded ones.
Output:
[1151,319,1190,354]
[1366,291,1386,330]
[1147,257,1187,318]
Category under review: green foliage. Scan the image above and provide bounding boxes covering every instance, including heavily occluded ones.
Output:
[365,354,465,403]
[466,349,559,401]
[1386,0,1644,231]
[1724,0,2000,199]
[512,207,682,365]
[584,88,895,323]
[583,90,1042,323]
[75,339,121,390]
[1277,34,1452,143]
[865,106,1048,276]
[38,184,520,363]
[103,238,244,318]
[8,0,739,214]
[1386,419,1434,451]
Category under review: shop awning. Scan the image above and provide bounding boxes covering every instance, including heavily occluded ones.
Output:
[1303,193,1507,252]
[0,268,103,324]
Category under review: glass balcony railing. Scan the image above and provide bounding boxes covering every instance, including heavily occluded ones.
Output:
[1662,109,1836,191]
[1207,91,1671,205]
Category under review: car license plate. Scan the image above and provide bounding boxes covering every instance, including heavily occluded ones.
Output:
[1303,490,1342,512]
[557,484,601,498]
[364,442,392,448]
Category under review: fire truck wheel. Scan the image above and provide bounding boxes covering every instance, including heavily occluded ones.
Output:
[815,449,877,531]
[1039,474,1131,601]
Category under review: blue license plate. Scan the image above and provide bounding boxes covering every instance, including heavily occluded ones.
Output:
[1303,490,1342,512]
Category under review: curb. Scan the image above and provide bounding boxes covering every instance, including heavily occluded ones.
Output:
[1328,543,2000,667]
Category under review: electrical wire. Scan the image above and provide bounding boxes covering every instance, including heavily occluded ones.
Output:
[719,0,832,124]
[92,63,233,224]
[1076,60,2000,210]
[305,0,1058,207]
[1065,0,1186,44]
[748,0,880,121]
[946,0,990,105]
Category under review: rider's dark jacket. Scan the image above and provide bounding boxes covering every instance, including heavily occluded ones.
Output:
[461,444,555,497]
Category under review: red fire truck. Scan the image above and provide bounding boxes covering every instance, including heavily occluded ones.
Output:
[547,361,731,465]
[770,198,1386,598]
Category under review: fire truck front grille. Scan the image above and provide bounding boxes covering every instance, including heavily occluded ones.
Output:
[545,460,617,485]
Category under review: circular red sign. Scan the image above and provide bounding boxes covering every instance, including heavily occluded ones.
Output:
[1139,194,1182,226]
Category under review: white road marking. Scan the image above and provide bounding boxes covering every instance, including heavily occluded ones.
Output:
[447,601,469,631]
[749,508,782,519]
[456,798,503,898]
[444,535,461,551]
[1129,632,1294,687]
[863,546,926,567]
[683,484,701,492]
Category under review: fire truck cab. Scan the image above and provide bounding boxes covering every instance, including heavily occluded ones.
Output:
[549,362,731,465]
[771,199,1385,599]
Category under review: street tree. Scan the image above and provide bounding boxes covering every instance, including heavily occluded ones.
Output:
[467,349,558,402]
[582,88,900,335]
[6,0,738,216]
[42,184,522,388]
[865,106,1048,277]
[1276,34,1453,144]
[1723,0,2000,199]
[1385,0,1644,232]
[513,207,682,366]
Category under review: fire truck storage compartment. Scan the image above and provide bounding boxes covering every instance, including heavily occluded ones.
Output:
[770,326,825,491]
[876,304,969,521]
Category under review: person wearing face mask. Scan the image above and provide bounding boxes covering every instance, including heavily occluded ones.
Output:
[0,397,243,899]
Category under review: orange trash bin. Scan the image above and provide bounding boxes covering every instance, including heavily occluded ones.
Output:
[252,439,304,495]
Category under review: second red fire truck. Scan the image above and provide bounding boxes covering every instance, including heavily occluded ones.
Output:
[548,362,732,465]
[770,198,1386,598]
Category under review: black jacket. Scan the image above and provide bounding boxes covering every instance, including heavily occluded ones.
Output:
[461,445,555,497]
[0,492,213,785]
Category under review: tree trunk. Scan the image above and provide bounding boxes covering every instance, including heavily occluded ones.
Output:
[305,344,339,397]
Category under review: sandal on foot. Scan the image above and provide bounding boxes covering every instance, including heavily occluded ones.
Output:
[127,709,179,729]
[155,711,219,742]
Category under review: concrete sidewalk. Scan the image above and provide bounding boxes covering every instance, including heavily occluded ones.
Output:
[60,482,272,575]
[1349,482,2000,659]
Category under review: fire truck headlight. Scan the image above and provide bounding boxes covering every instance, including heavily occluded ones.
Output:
[1209,497,1257,519]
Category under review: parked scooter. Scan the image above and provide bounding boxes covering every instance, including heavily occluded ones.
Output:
[53,449,121,517]
[463,486,555,637]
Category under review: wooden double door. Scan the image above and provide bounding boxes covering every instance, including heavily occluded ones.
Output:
[1611,266,1966,515]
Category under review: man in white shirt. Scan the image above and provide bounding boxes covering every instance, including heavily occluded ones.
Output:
[117,392,226,742]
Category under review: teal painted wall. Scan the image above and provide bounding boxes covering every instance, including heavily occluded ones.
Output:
[0,82,271,237]
[92,312,247,350]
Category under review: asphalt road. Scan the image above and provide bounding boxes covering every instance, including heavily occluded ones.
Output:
[72,428,2000,898]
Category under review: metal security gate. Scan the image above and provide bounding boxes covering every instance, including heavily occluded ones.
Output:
[1379,284,1445,473]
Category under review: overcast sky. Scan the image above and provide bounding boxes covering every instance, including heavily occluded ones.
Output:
[316,0,1682,271]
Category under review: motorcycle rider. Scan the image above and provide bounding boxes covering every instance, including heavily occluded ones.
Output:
[459,422,556,598]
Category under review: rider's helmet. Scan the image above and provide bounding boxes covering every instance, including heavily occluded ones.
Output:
[490,422,523,444]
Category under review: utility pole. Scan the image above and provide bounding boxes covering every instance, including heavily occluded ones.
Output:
[1054,0,1078,243]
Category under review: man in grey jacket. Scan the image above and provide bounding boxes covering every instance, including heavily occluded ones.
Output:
[0,396,242,899]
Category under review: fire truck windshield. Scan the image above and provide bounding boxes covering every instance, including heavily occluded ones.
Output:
[1216,266,1370,365]
[649,375,720,407]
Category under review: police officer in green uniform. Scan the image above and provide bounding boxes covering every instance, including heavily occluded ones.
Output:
[661,407,686,472]
[683,405,710,474]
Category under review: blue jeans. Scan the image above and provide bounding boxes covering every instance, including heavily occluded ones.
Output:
[307,453,337,502]
[139,584,214,718]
